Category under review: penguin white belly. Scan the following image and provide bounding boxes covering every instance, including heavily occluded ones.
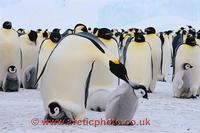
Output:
[40,36,96,120]
[145,35,161,92]
[161,38,172,81]
[175,45,200,97]
[126,43,152,89]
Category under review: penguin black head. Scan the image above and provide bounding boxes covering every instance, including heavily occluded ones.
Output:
[180,27,185,30]
[145,27,156,34]
[52,28,61,33]
[48,102,62,117]
[97,28,113,40]
[17,28,25,36]
[93,28,98,35]
[43,29,48,38]
[88,27,92,31]
[28,30,38,42]
[185,36,196,46]
[50,31,61,43]
[74,23,88,33]
[8,65,17,74]
[182,30,187,35]
[109,61,129,83]
[134,33,145,43]
[37,29,42,33]
[197,30,200,39]
[187,25,193,29]
[131,84,148,99]
[164,30,173,35]
[3,21,12,29]
[183,63,193,70]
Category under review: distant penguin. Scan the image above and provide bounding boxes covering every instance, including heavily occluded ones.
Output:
[0,21,21,90]
[124,33,153,91]
[17,28,26,37]
[158,31,173,82]
[45,102,74,123]
[87,28,120,112]
[173,63,193,98]
[20,30,38,88]
[174,36,200,98]
[36,32,131,120]
[36,29,49,52]
[105,82,148,125]
[22,65,37,89]
[2,66,20,92]
[144,27,162,92]
[74,23,88,33]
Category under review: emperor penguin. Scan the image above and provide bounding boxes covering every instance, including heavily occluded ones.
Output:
[173,63,193,98]
[158,31,173,82]
[86,28,120,112]
[36,29,49,52]
[174,36,200,98]
[144,27,162,92]
[124,33,153,91]
[20,30,38,88]
[36,32,132,120]
[17,28,26,37]
[37,30,61,87]
[105,82,148,125]
[2,65,20,92]
[74,23,88,33]
[0,21,21,90]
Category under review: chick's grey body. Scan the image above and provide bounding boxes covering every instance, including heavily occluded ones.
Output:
[105,82,138,122]
[22,65,37,89]
[3,71,19,92]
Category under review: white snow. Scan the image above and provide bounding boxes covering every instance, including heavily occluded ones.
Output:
[1,80,200,133]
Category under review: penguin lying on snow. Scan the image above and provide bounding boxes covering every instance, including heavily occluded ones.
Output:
[105,82,148,125]
[2,66,20,92]
[173,63,193,98]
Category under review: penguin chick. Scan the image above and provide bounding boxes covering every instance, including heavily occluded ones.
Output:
[2,66,20,92]
[173,63,193,98]
[22,65,37,89]
[105,82,148,125]
[45,102,75,124]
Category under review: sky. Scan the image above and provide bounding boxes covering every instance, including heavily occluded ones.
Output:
[0,0,199,31]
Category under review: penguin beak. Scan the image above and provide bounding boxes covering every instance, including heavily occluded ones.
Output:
[143,93,148,99]
[109,60,129,83]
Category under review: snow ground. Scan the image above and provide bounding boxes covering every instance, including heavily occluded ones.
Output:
[0,80,200,133]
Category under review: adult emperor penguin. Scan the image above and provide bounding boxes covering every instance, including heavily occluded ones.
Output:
[36,29,49,52]
[86,28,120,112]
[144,27,162,92]
[0,21,21,90]
[158,31,173,82]
[173,63,193,98]
[37,32,131,120]
[2,65,20,92]
[174,36,200,98]
[124,33,152,90]
[74,23,88,33]
[105,82,148,125]
[20,30,38,89]
[37,30,61,87]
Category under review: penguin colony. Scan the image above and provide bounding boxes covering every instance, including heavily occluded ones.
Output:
[0,21,200,125]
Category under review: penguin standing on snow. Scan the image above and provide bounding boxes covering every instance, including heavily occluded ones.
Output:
[0,21,21,90]
[144,27,162,92]
[174,36,200,98]
[173,63,193,98]
[3,66,20,92]
[36,31,132,120]
[124,33,153,91]
[20,30,38,89]
[105,82,148,125]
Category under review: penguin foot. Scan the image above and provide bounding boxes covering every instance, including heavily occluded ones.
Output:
[147,90,152,93]
[196,94,199,97]
[4,89,18,92]
[190,95,197,99]
[90,107,105,112]
[0,87,3,91]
